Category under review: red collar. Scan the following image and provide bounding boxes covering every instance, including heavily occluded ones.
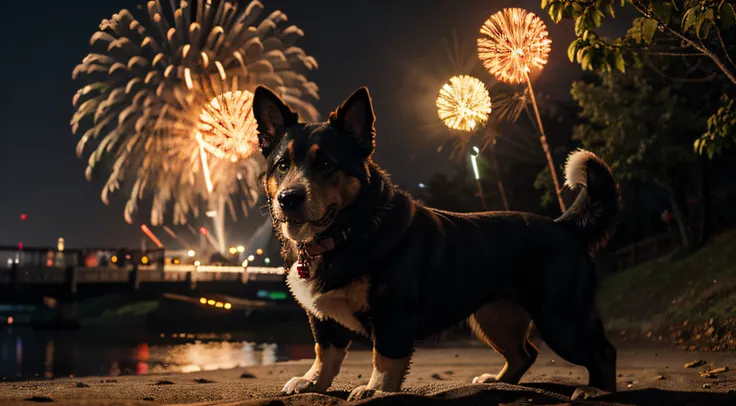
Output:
[295,230,350,279]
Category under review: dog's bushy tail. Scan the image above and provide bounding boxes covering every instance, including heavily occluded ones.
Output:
[555,149,618,255]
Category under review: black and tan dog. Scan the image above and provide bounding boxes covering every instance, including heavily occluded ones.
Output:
[252,85,618,401]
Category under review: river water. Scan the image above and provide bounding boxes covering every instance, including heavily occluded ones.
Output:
[0,326,317,380]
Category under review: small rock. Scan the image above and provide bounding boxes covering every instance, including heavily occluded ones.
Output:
[357,374,362,379]
[143,396,155,401]
[444,370,454,375]
[703,383,711,389]
[626,383,633,389]
[73,382,89,388]
[240,372,256,379]
[430,373,444,380]
[684,360,706,368]
[193,378,214,384]
[25,396,53,403]
[454,354,459,358]
[155,379,175,385]
[655,375,665,380]
[100,379,117,383]
[617,374,623,377]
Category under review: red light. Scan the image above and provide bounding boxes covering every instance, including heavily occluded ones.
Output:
[18,242,23,250]
[20,213,28,221]
[6,317,13,325]
[199,227,208,236]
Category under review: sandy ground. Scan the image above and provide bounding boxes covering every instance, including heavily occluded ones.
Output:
[1,339,735,405]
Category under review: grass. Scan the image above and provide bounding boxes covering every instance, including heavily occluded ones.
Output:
[598,229,736,332]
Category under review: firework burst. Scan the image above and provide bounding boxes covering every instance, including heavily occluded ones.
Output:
[71,0,319,226]
[477,8,551,84]
[436,75,492,132]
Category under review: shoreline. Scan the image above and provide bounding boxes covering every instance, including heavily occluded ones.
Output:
[2,341,735,405]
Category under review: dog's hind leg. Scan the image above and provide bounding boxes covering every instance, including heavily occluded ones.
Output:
[469,300,537,385]
[532,302,617,399]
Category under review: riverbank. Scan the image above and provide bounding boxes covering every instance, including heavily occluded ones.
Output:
[1,340,734,405]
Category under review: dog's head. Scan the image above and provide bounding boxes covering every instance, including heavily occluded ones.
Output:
[253,86,376,243]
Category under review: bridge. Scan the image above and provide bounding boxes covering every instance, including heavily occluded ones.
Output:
[0,246,295,327]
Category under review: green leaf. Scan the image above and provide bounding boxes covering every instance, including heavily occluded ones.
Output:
[720,2,736,28]
[567,39,579,62]
[640,18,659,43]
[652,1,674,24]
[682,8,697,32]
[615,51,626,73]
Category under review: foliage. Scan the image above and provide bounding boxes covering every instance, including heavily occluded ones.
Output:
[541,0,736,158]
[695,94,736,157]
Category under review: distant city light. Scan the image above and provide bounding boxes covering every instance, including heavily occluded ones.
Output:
[215,302,224,308]
[247,255,255,262]
[256,248,263,255]
[228,247,238,255]
[111,255,118,263]
[141,256,149,265]
[199,297,207,304]
[20,213,27,221]
[57,238,65,252]
[173,258,180,265]
[418,183,426,189]
[207,299,215,305]
[224,303,232,310]
[187,250,196,257]
[199,227,208,236]
[205,210,217,218]
[6,259,12,266]
[241,259,249,267]
[264,258,271,265]
[236,245,245,253]
[194,260,201,267]
[6,317,13,325]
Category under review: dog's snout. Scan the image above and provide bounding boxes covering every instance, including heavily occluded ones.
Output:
[278,188,307,212]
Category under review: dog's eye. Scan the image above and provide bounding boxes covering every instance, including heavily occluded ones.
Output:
[317,158,334,173]
[277,160,289,174]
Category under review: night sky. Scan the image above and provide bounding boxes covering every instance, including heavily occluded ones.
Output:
[0,0,626,249]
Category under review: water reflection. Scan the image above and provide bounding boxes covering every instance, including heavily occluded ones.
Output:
[0,327,302,380]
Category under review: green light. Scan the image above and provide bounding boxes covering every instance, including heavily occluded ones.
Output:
[268,291,288,300]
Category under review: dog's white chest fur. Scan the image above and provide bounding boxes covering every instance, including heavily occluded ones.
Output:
[286,263,370,335]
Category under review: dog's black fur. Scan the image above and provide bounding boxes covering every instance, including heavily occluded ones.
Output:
[253,86,619,400]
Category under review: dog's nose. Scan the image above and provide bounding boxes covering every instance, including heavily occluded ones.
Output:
[278,188,307,211]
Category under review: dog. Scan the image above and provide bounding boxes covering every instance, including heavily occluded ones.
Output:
[252,85,618,401]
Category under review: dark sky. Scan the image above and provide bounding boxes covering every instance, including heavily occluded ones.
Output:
[0,0,612,249]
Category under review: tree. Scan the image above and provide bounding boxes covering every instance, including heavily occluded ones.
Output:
[542,0,736,157]
[570,57,718,248]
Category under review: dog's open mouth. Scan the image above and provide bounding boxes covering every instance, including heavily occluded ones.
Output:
[282,204,337,228]
[310,204,337,228]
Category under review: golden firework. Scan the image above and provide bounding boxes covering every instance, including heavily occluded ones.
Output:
[196,91,258,163]
[477,8,552,84]
[436,75,492,132]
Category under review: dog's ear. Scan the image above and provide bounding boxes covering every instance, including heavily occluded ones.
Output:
[252,86,298,157]
[330,87,376,156]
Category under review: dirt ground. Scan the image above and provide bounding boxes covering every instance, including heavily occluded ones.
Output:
[1,339,735,406]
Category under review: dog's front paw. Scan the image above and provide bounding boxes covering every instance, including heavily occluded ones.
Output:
[347,385,382,401]
[472,373,497,384]
[570,386,607,401]
[281,376,322,395]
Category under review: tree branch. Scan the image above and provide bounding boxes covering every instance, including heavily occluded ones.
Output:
[630,0,736,85]
[716,28,736,70]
